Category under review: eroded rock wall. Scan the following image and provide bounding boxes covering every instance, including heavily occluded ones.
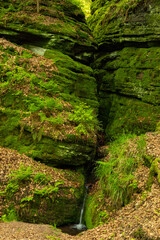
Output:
[88,0,160,140]
[0,0,98,226]
[0,0,99,167]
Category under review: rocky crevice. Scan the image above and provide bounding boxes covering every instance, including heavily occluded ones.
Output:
[1,0,160,236]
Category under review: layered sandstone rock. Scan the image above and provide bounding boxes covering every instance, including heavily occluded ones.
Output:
[0,0,99,166]
[88,0,160,140]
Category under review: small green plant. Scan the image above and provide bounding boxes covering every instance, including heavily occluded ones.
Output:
[108,232,116,239]
[147,158,160,190]
[46,236,60,240]
[5,165,33,199]
[133,227,146,239]
[5,181,19,199]
[9,165,33,183]
[46,224,60,239]
[21,50,32,59]
[33,172,51,185]
[34,184,59,197]
[69,103,100,135]
[0,209,18,222]
[0,190,5,196]
[21,196,34,203]
[156,121,160,131]
[99,210,109,224]
[141,191,147,201]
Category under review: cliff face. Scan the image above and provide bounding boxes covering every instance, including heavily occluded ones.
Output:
[1,0,160,232]
[88,0,160,140]
[0,0,99,167]
[0,0,98,225]
[83,0,160,231]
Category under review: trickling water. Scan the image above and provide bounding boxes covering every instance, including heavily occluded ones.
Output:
[60,186,88,235]
[80,187,87,224]
[72,185,88,231]
[23,44,46,56]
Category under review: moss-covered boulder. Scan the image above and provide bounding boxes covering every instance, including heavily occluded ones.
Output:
[88,0,160,140]
[0,0,99,167]
[0,38,99,166]
[0,0,95,63]
[88,0,160,44]
[0,146,85,225]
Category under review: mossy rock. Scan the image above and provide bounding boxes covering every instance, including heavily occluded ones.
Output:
[84,191,111,229]
[0,0,98,163]
[0,38,99,166]
[99,94,160,141]
[0,112,95,166]
[44,48,98,106]
[88,0,160,44]
[94,46,160,139]
[88,1,160,140]
[0,0,94,62]
[0,146,85,225]
[0,106,96,166]
[93,46,160,139]
[95,47,160,105]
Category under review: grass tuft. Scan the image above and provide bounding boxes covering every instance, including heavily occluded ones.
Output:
[96,134,146,207]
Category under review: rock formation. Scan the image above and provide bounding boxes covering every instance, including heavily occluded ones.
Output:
[0,0,160,236]
[0,0,99,167]
[0,0,98,226]
[88,0,160,140]
[0,146,85,225]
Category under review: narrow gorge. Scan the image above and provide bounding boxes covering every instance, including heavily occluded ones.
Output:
[0,0,160,239]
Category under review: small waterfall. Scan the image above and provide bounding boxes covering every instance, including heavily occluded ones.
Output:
[59,186,88,235]
[72,186,88,230]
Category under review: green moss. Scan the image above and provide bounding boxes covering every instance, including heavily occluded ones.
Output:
[94,47,160,140]
[84,191,110,229]
[0,88,97,165]
[88,0,141,41]
[0,0,98,146]
[87,0,160,46]
[2,163,85,225]
[84,195,97,229]
[0,36,99,165]
[0,0,93,46]
[99,94,160,141]
[96,46,160,105]
[156,121,160,132]
[147,158,160,190]
[85,134,149,228]
[0,110,95,166]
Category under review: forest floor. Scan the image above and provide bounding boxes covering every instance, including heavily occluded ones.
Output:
[0,132,160,240]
